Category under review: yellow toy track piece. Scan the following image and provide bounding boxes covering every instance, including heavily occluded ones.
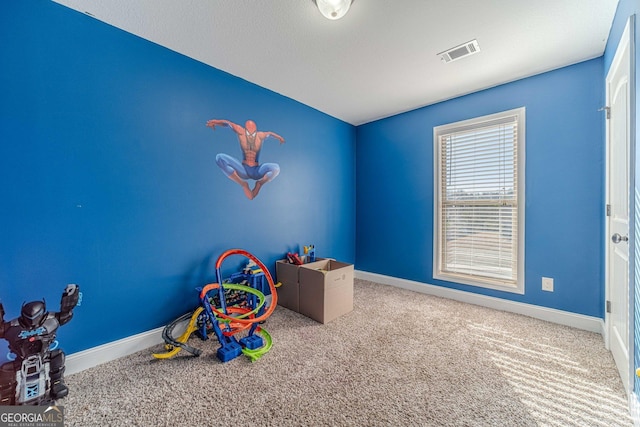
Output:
[152,307,204,359]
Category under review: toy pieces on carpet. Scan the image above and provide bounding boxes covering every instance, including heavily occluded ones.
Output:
[153,249,278,363]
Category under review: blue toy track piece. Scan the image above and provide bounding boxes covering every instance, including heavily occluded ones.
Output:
[216,336,243,363]
[240,334,263,350]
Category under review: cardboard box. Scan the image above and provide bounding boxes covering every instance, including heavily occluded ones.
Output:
[299,259,354,324]
[275,258,327,312]
[276,260,301,312]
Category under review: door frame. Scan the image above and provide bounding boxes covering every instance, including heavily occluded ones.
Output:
[604,14,635,397]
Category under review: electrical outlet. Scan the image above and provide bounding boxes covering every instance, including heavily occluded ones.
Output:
[542,277,554,292]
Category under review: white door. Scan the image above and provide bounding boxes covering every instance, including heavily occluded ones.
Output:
[606,17,632,396]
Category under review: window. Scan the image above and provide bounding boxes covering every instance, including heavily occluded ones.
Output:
[433,108,525,293]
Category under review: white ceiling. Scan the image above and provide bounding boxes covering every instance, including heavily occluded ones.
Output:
[52,0,619,126]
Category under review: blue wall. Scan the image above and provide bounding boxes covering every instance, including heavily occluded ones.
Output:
[356,58,605,317]
[0,0,617,361]
[0,0,356,354]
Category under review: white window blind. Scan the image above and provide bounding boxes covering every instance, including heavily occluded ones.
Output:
[434,108,524,292]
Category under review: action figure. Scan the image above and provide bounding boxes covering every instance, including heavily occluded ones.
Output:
[206,119,285,200]
[0,284,80,405]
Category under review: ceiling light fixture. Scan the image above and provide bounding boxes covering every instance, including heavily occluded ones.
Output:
[314,0,353,20]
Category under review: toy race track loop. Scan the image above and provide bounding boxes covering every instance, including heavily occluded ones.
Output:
[153,249,278,363]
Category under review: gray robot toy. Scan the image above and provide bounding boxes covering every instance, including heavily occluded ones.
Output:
[0,284,79,405]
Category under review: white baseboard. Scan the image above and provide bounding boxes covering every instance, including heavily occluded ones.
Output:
[630,392,640,427]
[66,326,164,375]
[65,271,605,376]
[355,270,605,335]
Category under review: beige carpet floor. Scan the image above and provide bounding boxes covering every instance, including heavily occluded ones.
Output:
[63,279,632,426]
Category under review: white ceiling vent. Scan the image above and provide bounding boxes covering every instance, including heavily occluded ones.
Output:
[438,40,481,63]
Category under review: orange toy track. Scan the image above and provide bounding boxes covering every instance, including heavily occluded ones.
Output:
[199,248,278,325]
[219,306,254,337]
